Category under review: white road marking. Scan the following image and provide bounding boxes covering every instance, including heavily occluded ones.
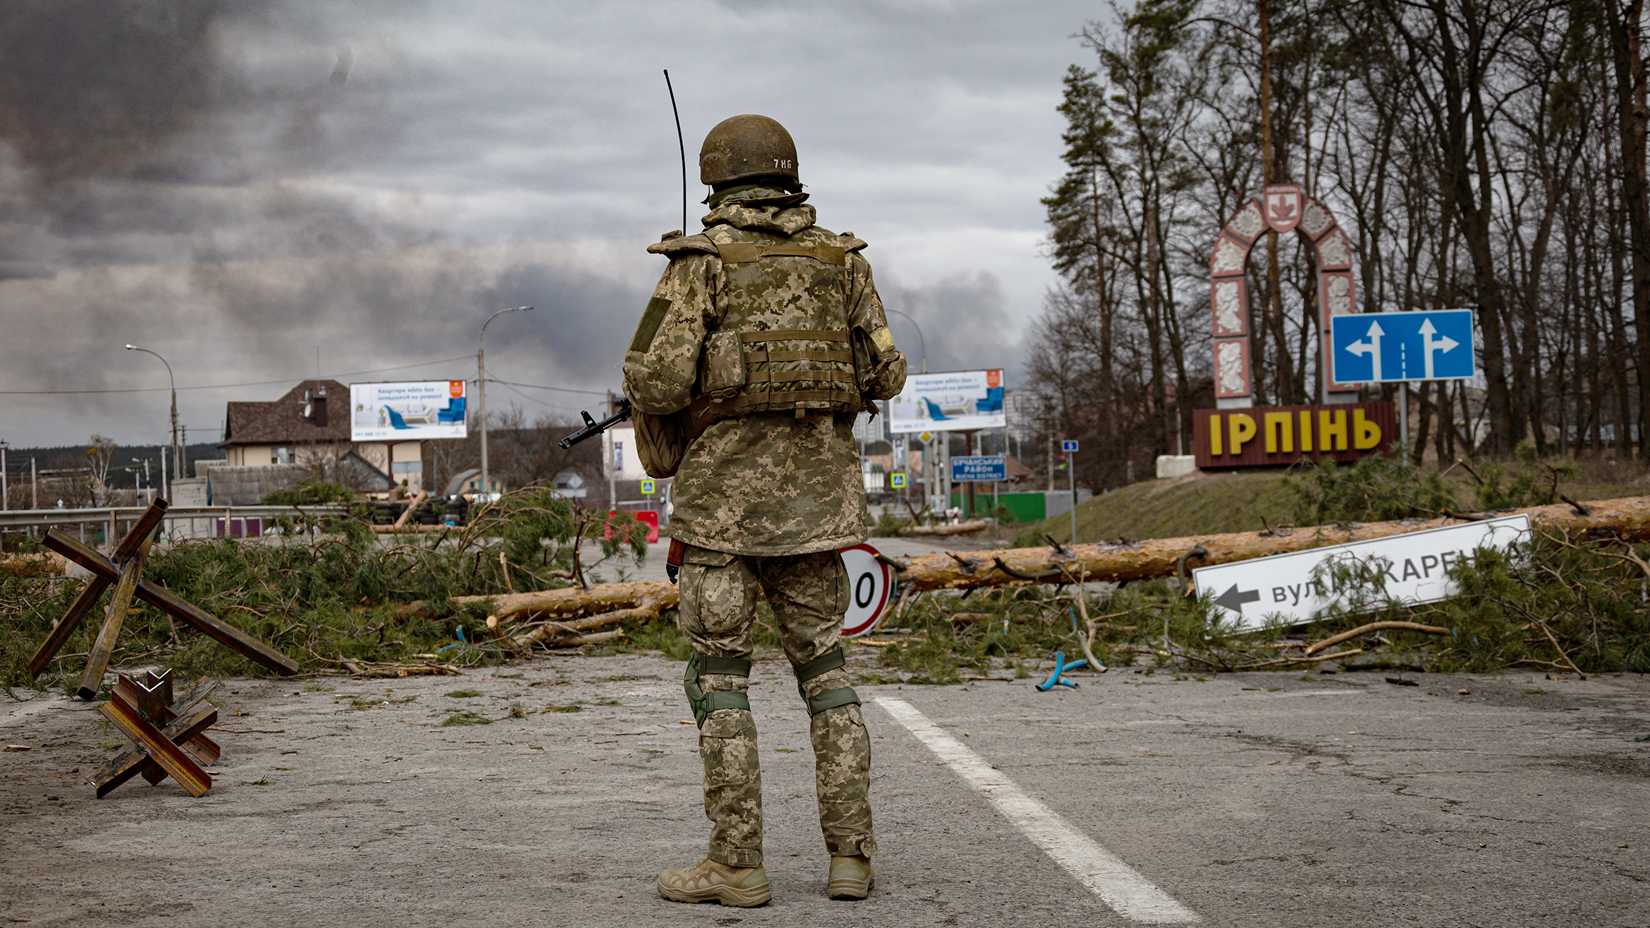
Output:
[873,696,1199,924]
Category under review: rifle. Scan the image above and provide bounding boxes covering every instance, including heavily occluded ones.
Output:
[558,397,632,449]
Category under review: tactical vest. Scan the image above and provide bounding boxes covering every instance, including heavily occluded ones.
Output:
[687,233,865,428]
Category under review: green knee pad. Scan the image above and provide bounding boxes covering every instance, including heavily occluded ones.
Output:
[684,651,752,727]
[793,646,860,716]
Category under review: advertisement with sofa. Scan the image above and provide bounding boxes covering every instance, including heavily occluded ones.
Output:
[351,380,468,441]
[887,369,1005,434]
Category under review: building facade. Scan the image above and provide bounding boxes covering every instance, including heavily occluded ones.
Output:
[218,380,423,498]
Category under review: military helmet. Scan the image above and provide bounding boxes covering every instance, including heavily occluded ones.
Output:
[699,114,799,189]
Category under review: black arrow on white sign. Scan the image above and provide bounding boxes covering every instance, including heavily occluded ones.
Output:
[1215,584,1262,613]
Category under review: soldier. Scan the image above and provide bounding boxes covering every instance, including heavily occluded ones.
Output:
[623,114,907,907]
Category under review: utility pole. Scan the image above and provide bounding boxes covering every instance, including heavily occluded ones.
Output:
[1069,444,1078,544]
[606,390,619,511]
[478,306,534,509]
[1,440,8,511]
[1045,401,1055,493]
[31,456,38,510]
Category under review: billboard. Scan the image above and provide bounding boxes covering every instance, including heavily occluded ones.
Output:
[351,381,468,441]
[888,369,1005,434]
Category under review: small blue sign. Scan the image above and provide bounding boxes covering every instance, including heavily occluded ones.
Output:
[951,455,1007,482]
[1331,310,1475,383]
[890,472,907,489]
[640,479,656,495]
[1061,440,1079,453]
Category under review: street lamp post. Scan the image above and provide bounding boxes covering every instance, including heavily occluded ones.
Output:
[885,309,927,374]
[1,440,9,512]
[125,345,179,501]
[478,306,534,508]
[884,309,928,510]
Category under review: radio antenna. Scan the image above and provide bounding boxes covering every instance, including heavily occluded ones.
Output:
[663,69,687,234]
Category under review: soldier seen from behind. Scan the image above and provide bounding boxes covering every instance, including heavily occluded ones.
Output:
[622,114,907,907]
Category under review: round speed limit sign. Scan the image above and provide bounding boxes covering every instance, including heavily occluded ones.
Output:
[839,543,894,638]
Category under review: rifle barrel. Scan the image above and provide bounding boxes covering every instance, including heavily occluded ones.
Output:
[558,398,633,449]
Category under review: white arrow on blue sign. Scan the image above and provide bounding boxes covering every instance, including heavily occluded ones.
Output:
[951,455,1007,482]
[1061,440,1079,453]
[1331,309,1475,383]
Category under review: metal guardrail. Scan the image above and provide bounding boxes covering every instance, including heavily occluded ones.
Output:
[0,505,349,543]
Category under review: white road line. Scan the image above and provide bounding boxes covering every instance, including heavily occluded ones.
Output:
[873,696,1199,924]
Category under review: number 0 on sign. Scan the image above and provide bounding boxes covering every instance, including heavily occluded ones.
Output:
[838,543,894,637]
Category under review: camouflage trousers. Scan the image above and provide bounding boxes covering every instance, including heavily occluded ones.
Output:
[678,543,877,869]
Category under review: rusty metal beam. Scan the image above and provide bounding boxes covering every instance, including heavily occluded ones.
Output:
[111,673,221,767]
[111,499,169,563]
[25,575,112,677]
[92,702,217,797]
[76,534,154,700]
[96,690,213,797]
[43,530,299,676]
[26,501,170,679]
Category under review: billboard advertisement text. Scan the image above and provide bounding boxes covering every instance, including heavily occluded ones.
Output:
[351,381,468,441]
[888,370,1005,434]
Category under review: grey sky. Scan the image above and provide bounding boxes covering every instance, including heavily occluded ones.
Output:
[0,0,1101,448]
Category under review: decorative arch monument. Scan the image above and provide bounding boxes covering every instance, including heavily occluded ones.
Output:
[1209,182,1359,408]
[1193,183,1394,468]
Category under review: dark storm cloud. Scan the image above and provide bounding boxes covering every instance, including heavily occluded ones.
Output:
[478,259,652,385]
[0,0,1097,447]
[886,271,1022,380]
[0,0,239,184]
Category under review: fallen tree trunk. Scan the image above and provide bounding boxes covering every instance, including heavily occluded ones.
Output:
[0,553,66,577]
[432,581,677,622]
[900,520,991,537]
[891,496,1650,593]
[398,496,1650,630]
[506,591,674,650]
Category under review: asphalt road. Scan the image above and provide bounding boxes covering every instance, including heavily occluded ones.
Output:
[2,656,1646,928]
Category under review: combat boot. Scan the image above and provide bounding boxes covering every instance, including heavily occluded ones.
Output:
[827,855,874,899]
[657,858,771,907]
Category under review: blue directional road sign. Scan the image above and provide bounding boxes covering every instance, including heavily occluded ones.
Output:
[1331,309,1475,383]
[951,455,1007,482]
[1061,440,1079,453]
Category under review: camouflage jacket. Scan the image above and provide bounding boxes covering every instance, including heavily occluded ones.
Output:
[623,200,906,556]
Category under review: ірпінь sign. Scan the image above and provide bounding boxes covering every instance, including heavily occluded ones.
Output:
[1191,514,1530,630]
[1193,402,1394,468]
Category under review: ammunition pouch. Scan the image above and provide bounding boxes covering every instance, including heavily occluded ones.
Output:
[684,651,753,728]
[690,328,863,429]
[632,407,690,479]
[793,646,859,717]
[685,236,867,429]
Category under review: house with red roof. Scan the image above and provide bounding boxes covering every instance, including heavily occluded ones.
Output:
[217,380,424,496]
